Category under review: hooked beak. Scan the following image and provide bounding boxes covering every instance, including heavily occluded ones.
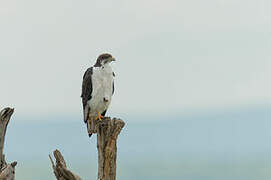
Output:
[111,57,116,62]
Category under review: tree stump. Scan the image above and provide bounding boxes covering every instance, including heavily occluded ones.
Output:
[49,149,82,180]
[0,108,17,180]
[96,117,125,180]
[50,117,125,180]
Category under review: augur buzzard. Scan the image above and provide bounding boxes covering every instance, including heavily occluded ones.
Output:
[81,53,115,137]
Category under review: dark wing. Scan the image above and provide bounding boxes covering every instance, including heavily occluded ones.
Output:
[112,72,115,95]
[101,110,107,117]
[112,81,114,95]
[81,67,93,122]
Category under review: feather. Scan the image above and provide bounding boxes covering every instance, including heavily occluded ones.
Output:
[81,67,93,122]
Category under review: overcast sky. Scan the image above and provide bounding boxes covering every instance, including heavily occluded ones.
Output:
[1,0,271,118]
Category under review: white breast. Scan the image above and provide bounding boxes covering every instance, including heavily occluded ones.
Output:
[88,64,114,116]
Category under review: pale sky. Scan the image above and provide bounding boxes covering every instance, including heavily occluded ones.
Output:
[1,0,271,117]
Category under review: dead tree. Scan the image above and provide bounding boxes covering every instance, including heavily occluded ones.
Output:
[0,108,17,180]
[50,117,125,180]
[49,150,82,180]
[96,117,125,180]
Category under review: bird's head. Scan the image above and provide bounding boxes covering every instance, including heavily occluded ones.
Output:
[94,53,116,67]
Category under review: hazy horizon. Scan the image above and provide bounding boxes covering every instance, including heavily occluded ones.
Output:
[3,106,271,180]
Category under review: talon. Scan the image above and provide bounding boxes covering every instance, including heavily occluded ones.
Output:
[96,112,104,121]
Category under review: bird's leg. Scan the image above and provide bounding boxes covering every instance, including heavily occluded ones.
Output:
[96,112,104,121]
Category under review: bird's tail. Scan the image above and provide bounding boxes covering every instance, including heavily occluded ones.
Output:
[86,117,93,138]
[83,109,88,123]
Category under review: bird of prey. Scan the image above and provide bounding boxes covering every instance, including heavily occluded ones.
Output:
[81,53,116,137]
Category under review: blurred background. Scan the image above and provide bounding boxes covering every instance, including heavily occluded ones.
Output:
[1,0,271,179]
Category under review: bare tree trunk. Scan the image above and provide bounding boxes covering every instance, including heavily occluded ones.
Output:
[49,149,82,180]
[96,118,125,180]
[0,108,17,180]
[50,117,125,180]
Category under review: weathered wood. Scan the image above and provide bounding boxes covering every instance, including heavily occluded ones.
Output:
[96,117,125,180]
[0,162,17,180]
[51,117,124,180]
[0,107,17,180]
[49,149,82,180]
